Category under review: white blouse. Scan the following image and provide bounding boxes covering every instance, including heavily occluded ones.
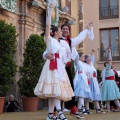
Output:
[44,36,71,64]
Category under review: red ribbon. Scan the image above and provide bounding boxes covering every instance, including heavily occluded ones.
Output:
[88,79,90,84]
[49,53,59,70]
[93,72,96,77]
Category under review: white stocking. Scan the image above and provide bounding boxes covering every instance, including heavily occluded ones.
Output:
[114,99,120,108]
[106,101,110,110]
[48,98,54,113]
[53,98,61,110]
[78,97,84,109]
[85,101,89,110]
[93,101,100,109]
[53,98,65,119]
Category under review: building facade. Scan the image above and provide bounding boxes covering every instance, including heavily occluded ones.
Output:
[82,0,120,70]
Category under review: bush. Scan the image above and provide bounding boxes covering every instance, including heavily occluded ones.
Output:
[18,34,46,97]
[0,20,17,96]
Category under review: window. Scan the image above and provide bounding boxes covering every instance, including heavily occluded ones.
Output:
[100,28,120,61]
[99,0,119,19]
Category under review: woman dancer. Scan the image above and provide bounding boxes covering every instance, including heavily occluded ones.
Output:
[74,53,91,115]
[101,48,120,111]
[43,22,94,118]
[34,1,74,120]
[84,50,105,114]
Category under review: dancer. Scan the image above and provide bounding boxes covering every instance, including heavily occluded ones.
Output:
[43,23,94,118]
[74,53,91,115]
[84,50,105,114]
[101,48,120,111]
[34,1,74,120]
[110,65,119,111]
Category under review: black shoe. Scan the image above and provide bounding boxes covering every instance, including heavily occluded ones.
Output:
[78,109,83,115]
[57,109,68,120]
[96,109,105,114]
[70,111,84,119]
[83,110,92,115]
[47,113,60,120]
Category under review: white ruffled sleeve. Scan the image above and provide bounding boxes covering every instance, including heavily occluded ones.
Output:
[44,36,52,53]
[71,27,94,47]
[42,49,48,60]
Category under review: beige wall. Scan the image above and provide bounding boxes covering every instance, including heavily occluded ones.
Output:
[83,0,120,70]
[71,0,79,37]
[71,0,80,50]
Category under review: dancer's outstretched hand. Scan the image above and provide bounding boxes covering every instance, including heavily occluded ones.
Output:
[92,49,95,52]
[48,0,56,8]
[107,47,111,52]
[91,49,95,54]
[86,22,93,30]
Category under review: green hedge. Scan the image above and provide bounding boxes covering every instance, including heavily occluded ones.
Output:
[18,34,46,97]
[0,20,17,96]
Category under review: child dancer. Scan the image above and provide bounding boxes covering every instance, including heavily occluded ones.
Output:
[34,1,74,120]
[84,50,105,114]
[74,53,91,115]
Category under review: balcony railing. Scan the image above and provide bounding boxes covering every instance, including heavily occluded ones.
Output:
[99,6,119,20]
[99,48,120,61]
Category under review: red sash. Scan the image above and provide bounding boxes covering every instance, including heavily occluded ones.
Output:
[49,53,59,70]
[105,76,115,80]
[106,76,119,86]
[78,71,90,84]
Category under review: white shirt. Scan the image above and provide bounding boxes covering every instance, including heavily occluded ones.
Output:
[43,28,94,61]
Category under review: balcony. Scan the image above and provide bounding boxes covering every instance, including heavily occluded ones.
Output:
[98,48,120,61]
[99,6,119,20]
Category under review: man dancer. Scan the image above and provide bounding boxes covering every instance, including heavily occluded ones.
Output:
[43,23,94,118]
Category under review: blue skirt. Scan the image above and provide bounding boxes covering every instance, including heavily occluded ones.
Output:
[74,75,91,99]
[101,80,120,101]
[89,78,102,101]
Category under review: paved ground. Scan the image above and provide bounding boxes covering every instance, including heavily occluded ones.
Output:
[0,110,120,120]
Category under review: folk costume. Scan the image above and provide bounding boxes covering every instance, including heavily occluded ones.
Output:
[74,56,91,98]
[86,55,101,101]
[85,55,105,113]
[101,51,120,111]
[73,55,91,114]
[34,36,74,101]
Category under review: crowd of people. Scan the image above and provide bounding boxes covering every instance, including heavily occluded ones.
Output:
[33,0,120,120]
